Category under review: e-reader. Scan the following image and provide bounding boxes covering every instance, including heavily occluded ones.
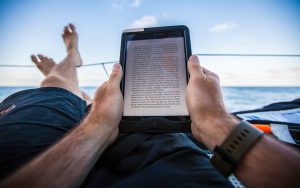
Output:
[119,25,192,132]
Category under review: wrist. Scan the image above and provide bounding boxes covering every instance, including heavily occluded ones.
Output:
[195,114,240,151]
[210,121,264,177]
[83,113,119,144]
[86,110,117,129]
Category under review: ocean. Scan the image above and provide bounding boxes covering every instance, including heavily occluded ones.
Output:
[0,87,299,112]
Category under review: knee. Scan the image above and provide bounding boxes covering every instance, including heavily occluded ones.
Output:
[40,75,82,98]
[41,75,66,87]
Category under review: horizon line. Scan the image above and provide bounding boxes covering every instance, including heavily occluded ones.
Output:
[0,85,299,88]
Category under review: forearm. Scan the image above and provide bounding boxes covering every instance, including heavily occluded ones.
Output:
[235,135,300,187]
[186,56,300,187]
[200,118,300,187]
[0,117,116,188]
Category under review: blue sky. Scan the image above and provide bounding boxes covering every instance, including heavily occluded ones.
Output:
[0,0,299,86]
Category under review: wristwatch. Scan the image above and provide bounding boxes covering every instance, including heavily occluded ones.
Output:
[210,120,263,177]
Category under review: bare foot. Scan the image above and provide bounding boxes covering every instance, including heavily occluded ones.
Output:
[62,23,82,67]
[31,54,56,76]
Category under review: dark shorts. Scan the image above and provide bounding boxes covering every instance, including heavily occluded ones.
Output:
[0,87,232,187]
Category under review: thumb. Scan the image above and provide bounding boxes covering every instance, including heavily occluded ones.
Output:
[188,55,205,78]
[109,63,123,86]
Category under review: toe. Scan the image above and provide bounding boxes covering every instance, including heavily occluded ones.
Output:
[48,58,56,65]
[44,56,56,65]
[37,54,46,63]
[31,55,39,64]
[63,26,71,35]
[69,23,76,33]
[44,56,50,64]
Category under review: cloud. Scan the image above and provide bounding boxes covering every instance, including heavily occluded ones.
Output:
[132,15,158,28]
[210,22,238,32]
[112,0,141,9]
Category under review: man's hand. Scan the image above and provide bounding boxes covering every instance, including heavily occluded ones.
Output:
[186,55,239,150]
[186,55,300,187]
[87,63,123,144]
[0,64,124,188]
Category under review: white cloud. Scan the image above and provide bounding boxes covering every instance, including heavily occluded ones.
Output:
[210,22,238,32]
[132,15,158,28]
[112,0,141,9]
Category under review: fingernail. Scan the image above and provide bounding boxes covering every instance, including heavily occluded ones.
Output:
[113,63,120,70]
[190,55,199,64]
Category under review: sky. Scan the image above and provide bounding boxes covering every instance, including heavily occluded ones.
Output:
[0,0,299,86]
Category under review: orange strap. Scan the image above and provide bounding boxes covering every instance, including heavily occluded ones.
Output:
[251,124,272,133]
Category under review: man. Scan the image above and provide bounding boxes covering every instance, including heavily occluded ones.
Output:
[0,24,299,188]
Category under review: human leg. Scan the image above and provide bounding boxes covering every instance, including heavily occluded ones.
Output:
[31,24,92,104]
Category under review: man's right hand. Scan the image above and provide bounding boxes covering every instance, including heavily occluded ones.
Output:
[186,55,239,150]
[86,63,124,144]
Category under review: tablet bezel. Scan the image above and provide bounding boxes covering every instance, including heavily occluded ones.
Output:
[119,25,192,132]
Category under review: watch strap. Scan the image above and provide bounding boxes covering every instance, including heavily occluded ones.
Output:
[211,121,263,177]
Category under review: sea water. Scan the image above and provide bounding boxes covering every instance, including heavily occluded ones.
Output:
[0,87,299,112]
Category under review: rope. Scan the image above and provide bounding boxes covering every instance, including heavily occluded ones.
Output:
[194,54,300,57]
[0,61,119,68]
[0,54,299,68]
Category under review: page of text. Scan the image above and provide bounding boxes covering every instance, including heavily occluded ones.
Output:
[124,37,188,116]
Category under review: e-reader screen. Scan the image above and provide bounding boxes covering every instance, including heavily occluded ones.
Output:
[123,31,189,117]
